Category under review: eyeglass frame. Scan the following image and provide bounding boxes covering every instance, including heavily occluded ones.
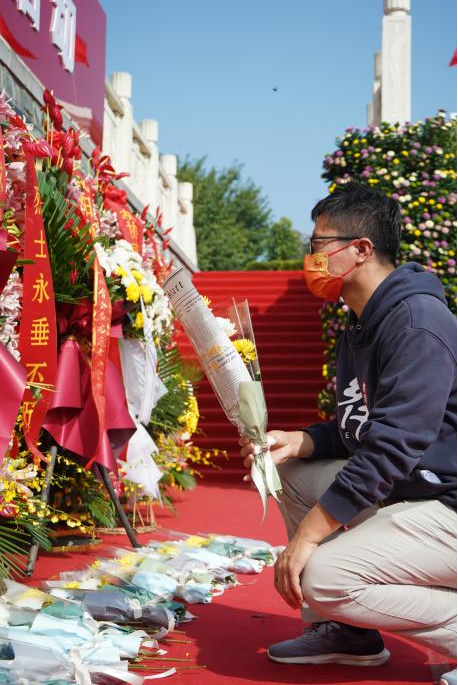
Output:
[308,235,361,254]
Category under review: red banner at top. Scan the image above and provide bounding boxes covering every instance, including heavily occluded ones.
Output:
[104,198,143,256]
[18,150,57,462]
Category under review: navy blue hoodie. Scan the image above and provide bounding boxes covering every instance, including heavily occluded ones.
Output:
[306,263,457,525]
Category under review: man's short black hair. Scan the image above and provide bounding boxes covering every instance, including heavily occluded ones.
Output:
[311,181,402,265]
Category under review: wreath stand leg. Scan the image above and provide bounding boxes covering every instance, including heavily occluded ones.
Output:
[26,444,58,576]
[96,464,140,548]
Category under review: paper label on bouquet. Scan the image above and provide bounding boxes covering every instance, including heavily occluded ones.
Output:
[164,269,251,420]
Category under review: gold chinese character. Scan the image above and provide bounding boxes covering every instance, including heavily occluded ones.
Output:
[22,400,36,431]
[33,186,42,215]
[31,317,50,346]
[32,273,50,303]
[34,230,47,258]
[79,194,93,220]
[26,362,48,383]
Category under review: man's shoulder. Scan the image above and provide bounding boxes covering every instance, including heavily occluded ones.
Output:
[385,294,456,351]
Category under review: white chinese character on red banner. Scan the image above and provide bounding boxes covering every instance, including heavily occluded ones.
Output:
[17,0,41,31]
[50,0,76,73]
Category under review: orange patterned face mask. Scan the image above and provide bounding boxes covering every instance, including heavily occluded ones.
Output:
[303,241,358,301]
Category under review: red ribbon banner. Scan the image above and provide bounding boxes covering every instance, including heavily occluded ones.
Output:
[77,178,113,470]
[18,149,57,463]
[104,198,143,256]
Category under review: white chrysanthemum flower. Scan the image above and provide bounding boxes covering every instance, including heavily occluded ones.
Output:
[216,316,237,337]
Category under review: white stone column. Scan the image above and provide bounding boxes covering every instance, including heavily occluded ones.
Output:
[139,118,159,213]
[159,154,178,240]
[381,0,411,124]
[368,52,382,125]
[109,72,133,172]
[178,181,197,266]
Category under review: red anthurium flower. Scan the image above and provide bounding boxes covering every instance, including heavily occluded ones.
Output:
[62,157,74,179]
[8,113,28,131]
[104,185,127,204]
[70,129,82,160]
[50,104,63,130]
[24,139,54,158]
[140,205,150,222]
[62,130,74,157]
[43,88,57,108]
[114,171,129,180]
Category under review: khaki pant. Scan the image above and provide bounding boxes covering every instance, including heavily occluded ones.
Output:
[277,457,457,659]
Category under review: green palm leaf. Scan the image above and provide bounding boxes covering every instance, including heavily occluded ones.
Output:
[38,170,94,303]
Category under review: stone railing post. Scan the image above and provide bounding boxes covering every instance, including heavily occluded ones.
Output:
[159,154,178,239]
[139,118,159,212]
[109,72,133,172]
[178,181,197,266]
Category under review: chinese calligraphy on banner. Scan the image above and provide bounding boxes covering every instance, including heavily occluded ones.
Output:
[18,149,57,462]
[17,0,76,72]
[0,0,106,144]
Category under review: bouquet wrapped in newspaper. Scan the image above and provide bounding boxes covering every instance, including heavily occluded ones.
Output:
[163,268,282,518]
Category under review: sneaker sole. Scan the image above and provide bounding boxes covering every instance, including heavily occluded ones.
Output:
[267,647,391,667]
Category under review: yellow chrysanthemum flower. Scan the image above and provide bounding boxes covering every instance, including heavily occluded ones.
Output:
[134,311,144,330]
[126,283,140,303]
[140,285,153,304]
[131,269,143,283]
[233,338,257,363]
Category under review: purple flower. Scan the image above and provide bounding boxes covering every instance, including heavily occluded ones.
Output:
[410,149,418,155]
[422,213,431,220]
[391,192,400,200]
[425,146,433,154]
[361,170,370,178]
[413,142,421,149]
[447,259,456,266]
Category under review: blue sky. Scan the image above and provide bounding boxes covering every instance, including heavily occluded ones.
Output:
[100,0,456,238]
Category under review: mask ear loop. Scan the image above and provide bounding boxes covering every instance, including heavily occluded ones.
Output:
[325,239,360,278]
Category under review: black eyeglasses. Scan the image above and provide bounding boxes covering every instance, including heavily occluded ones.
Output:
[308,235,360,254]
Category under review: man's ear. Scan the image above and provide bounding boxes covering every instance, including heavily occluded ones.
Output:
[355,238,374,262]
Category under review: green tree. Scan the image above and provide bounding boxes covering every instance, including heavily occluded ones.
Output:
[178,157,272,271]
[264,216,304,260]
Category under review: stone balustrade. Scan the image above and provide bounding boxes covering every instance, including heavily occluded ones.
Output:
[103,72,197,269]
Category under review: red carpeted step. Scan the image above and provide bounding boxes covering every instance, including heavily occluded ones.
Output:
[181,271,325,479]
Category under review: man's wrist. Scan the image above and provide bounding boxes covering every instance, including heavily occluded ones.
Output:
[297,503,341,544]
[292,430,315,459]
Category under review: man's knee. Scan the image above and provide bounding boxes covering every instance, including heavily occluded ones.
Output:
[301,544,355,620]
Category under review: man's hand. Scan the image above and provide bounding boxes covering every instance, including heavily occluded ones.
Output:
[239,429,315,483]
[274,536,317,610]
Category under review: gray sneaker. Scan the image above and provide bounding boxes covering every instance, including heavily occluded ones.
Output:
[267,621,390,666]
[440,669,457,685]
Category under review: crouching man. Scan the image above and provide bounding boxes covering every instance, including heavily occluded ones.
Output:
[240,182,457,684]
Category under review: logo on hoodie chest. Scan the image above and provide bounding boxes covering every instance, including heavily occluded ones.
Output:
[337,376,369,441]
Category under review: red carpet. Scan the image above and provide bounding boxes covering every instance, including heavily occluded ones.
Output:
[30,481,452,684]
[186,271,325,474]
